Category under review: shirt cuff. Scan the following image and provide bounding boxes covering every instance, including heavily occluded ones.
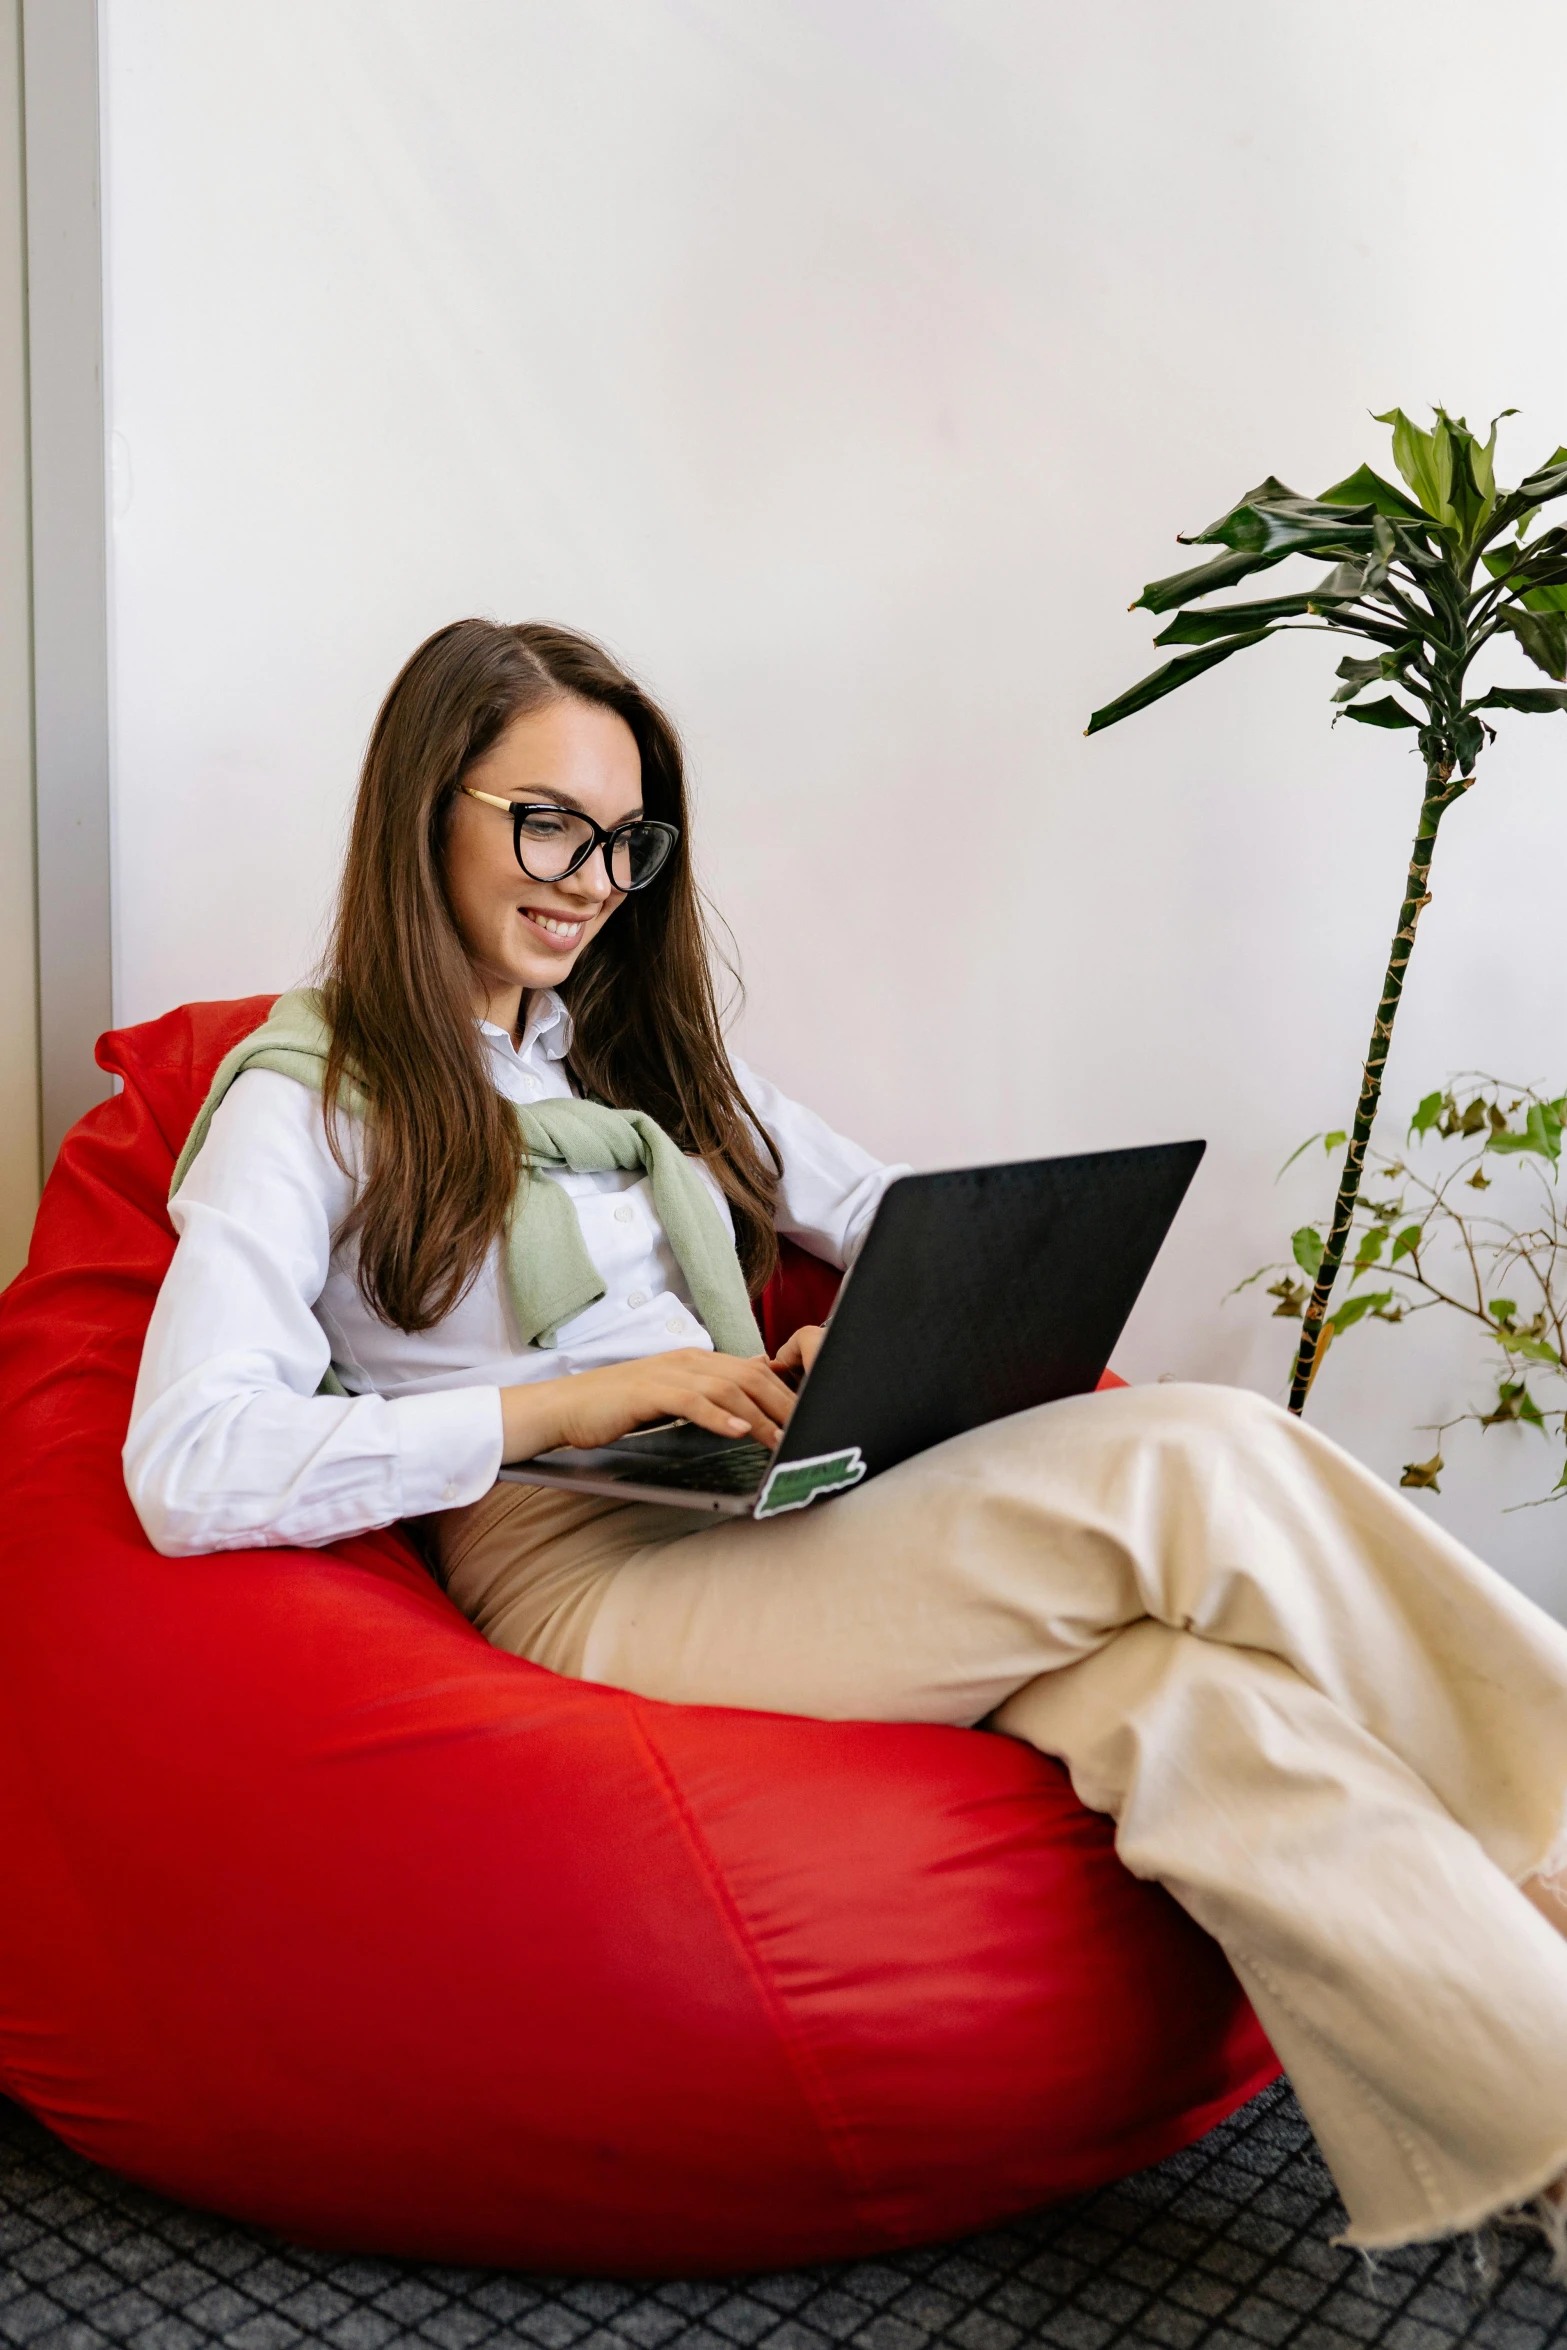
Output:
[392,1384,506,1517]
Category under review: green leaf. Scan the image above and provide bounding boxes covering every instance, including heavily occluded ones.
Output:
[1131,545,1297,616]
[1482,532,1567,612]
[1391,1223,1423,1262]
[1352,1227,1387,1275]
[1468,685,1567,715]
[1516,1383,1547,1428]
[1453,714,1487,773]
[1469,412,1511,504]
[1500,1332,1564,1366]
[1490,1298,1519,1327]
[1493,448,1567,534]
[1339,694,1424,728]
[1291,1226,1325,1278]
[1314,559,1371,597]
[1085,629,1275,736]
[1184,480,1377,556]
[1481,1381,1547,1432]
[1374,407,1449,523]
[1370,406,1517,550]
[1409,1090,1444,1137]
[1323,1129,1347,1152]
[1498,606,1567,680]
[1329,1288,1393,1333]
[1446,409,1503,546]
[1318,462,1429,522]
[1486,1100,1563,1163]
[1332,657,1415,706]
[1507,578,1567,615]
[1508,531,1567,592]
[1152,594,1328,646]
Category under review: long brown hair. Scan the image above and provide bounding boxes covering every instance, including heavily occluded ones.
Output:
[323,619,779,1332]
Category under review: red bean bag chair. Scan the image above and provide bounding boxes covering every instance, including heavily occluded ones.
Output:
[0,997,1276,2274]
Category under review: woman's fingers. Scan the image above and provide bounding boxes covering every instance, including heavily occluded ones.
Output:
[538,1349,802,1455]
[731,1354,800,1424]
[679,1394,756,1440]
[736,1364,802,1441]
[672,1353,796,1447]
[770,1324,824,1379]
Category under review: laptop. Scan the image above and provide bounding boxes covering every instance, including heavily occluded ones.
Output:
[499,1139,1205,1521]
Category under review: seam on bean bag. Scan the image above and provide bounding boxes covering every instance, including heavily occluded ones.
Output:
[623,1701,878,2215]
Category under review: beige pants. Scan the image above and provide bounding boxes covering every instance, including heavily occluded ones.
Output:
[427,1381,1567,2251]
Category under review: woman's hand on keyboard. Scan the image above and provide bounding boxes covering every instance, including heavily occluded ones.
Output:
[499,1351,799,1462]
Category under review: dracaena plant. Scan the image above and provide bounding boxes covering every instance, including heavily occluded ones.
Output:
[1087,406,1567,1414]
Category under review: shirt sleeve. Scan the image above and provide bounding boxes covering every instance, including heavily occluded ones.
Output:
[730,1056,911,1272]
[123,1070,504,1557]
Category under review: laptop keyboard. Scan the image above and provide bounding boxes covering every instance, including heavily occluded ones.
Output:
[617,1439,774,1495]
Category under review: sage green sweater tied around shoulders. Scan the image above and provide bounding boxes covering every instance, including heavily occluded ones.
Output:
[170,988,766,1361]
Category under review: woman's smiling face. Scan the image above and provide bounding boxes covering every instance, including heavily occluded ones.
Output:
[443,695,643,1030]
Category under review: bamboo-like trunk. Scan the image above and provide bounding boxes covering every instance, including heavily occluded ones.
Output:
[1287,764,1471,1416]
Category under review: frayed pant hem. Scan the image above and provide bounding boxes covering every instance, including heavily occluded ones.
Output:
[1335,2152,1567,2276]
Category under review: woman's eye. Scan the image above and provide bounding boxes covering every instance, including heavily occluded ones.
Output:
[517,811,569,838]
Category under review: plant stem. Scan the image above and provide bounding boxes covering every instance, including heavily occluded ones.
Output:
[1288,764,1471,1415]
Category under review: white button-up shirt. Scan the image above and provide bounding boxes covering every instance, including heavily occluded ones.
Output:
[124,990,907,1557]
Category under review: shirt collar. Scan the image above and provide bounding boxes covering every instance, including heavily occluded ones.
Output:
[478,989,574,1064]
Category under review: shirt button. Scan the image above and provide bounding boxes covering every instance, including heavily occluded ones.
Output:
[665,1316,687,1335]
[614,1203,634,1224]
[627,1289,648,1309]
[442,1483,459,1502]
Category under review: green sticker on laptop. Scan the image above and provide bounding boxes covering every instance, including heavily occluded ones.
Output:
[754,1447,867,1518]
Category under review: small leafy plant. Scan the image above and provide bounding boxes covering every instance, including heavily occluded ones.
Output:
[1089,407,1567,1413]
[1238,1081,1566,1499]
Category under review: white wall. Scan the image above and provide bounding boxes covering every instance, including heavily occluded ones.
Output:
[0,0,38,1281]
[102,0,1567,1609]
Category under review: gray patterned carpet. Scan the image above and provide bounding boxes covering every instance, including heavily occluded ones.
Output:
[4,2082,1565,2350]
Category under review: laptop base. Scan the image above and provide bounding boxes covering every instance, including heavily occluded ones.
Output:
[499,1424,771,1515]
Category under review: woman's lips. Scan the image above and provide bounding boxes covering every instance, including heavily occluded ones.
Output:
[519,906,587,949]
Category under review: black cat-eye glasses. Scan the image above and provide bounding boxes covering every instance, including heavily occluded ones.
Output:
[461,789,679,892]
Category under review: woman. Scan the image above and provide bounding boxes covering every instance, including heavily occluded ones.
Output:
[127,618,1567,2263]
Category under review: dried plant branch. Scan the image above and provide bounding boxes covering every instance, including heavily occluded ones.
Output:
[1236,1077,1567,1503]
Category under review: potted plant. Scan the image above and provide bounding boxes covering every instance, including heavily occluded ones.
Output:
[1088,408,1567,1412]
